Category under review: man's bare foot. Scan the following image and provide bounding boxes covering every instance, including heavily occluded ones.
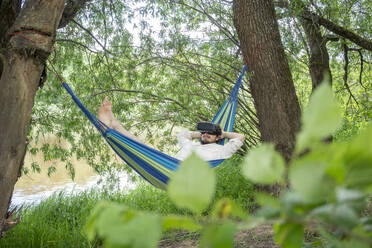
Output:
[98,96,115,127]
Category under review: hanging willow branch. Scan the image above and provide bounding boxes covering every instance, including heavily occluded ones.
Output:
[342,42,359,106]
[347,48,367,92]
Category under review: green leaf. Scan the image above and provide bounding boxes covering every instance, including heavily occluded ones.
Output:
[343,225,372,248]
[325,142,347,184]
[317,226,343,247]
[289,159,334,204]
[210,198,247,220]
[310,203,359,230]
[47,164,56,177]
[361,216,372,232]
[342,238,371,248]
[255,192,281,208]
[254,192,281,219]
[95,203,132,238]
[167,152,215,214]
[105,213,162,248]
[296,83,342,153]
[200,222,238,248]
[336,188,365,203]
[31,161,41,173]
[84,201,112,241]
[332,204,359,230]
[310,204,334,223]
[274,222,304,248]
[162,215,202,231]
[87,202,162,248]
[342,124,372,192]
[241,144,285,185]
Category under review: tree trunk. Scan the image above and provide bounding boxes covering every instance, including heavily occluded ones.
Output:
[233,0,301,162]
[0,0,65,236]
[300,11,332,91]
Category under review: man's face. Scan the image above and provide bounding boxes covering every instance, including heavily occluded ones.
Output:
[200,132,219,144]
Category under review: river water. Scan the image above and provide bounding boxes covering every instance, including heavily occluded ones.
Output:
[11,136,136,206]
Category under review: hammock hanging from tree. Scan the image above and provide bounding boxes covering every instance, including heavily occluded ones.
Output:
[63,66,246,189]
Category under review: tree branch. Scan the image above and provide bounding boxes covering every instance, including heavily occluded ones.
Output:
[342,43,359,106]
[89,88,188,111]
[355,49,366,91]
[347,48,367,92]
[58,0,91,29]
[275,0,372,51]
[176,1,240,47]
[324,35,339,43]
[71,19,113,55]
[55,38,99,53]
[301,10,372,51]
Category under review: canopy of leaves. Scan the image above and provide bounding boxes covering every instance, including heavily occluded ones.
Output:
[27,0,371,179]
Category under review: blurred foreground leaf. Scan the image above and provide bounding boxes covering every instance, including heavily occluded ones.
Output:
[167,152,216,214]
[162,215,201,231]
[85,201,162,248]
[241,144,285,185]
[200,222,237,248]
[296,83,342,153]
[289,159,334,204]
[274,222,303,248]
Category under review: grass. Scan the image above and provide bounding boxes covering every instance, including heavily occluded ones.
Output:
[0,191,97,248]
[0,155,254,247]
[214,155,255,212]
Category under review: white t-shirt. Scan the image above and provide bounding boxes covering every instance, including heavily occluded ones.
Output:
[176,130,243,161]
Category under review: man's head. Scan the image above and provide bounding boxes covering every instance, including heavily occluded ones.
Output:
[197,122,222,144]
[200,131,221,144]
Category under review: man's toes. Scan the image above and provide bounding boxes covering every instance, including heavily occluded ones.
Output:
[103,96,111,105]
[103,99,112,108]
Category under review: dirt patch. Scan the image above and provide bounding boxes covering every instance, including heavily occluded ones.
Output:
[159,239,198,248]
[159,224,278,248]
[234,225,278,248]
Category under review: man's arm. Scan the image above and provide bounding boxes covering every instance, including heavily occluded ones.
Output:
[220,131,245,158]
[190,131,202,139]
[221,131,245,143]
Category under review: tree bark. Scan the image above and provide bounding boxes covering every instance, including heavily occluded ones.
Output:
[0,0,21,45]
[0,0,66,237]
[233,0,301,162]
[300,10,332,91]
[58,0,91,28]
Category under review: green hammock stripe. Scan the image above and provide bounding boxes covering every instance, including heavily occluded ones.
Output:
[107,139,167,189]
[213,101,234,145]
[109,135,172,177]
[108,134,172,177]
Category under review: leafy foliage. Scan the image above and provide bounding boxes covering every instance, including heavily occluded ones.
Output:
[22,0,370,184]
[85,83,372,247]
[243,84,372,247]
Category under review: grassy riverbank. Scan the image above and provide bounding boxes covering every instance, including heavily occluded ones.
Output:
[0,156,254,248]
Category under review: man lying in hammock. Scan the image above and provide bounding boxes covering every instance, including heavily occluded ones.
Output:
[98,97,245,161]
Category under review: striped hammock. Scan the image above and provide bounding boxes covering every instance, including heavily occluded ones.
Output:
[63,66,246,189]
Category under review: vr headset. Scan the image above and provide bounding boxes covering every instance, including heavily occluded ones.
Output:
[197,122,222,136]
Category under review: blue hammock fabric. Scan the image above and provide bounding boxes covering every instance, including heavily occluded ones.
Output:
[63,66,246,189]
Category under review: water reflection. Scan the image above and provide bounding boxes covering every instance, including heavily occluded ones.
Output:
[12,135,136,206]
